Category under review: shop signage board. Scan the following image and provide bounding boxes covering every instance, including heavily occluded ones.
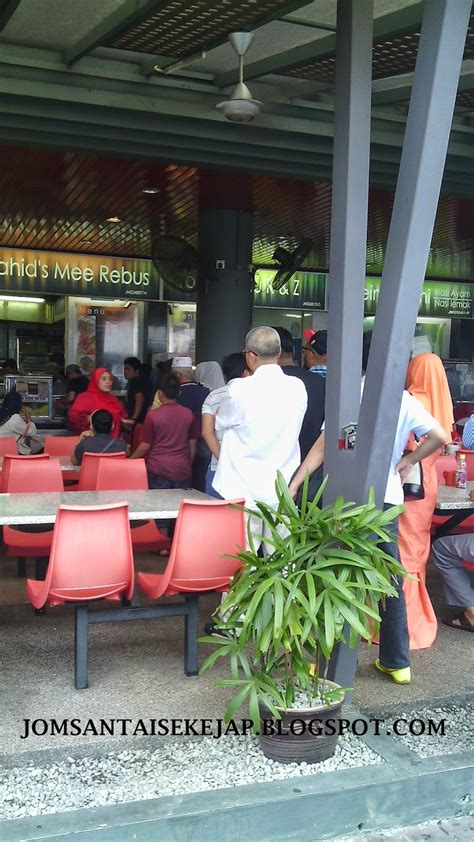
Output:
[364,277,474,318]
[252,269,327,309]
[0,248,159,300]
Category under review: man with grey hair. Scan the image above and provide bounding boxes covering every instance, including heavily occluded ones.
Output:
[213,326,307,511]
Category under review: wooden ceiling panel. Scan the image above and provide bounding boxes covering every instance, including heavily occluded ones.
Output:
[0,145,472,280]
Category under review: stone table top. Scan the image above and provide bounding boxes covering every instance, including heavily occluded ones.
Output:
[435,480,474,512]
[0,455,77,472]
[0,488,210,525]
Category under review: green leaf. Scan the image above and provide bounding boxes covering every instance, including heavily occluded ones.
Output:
[323,593,335,651]
[222,682,252,724]
[333,596,371,640]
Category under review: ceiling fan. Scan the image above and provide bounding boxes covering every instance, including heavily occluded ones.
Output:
[216,32,263,123]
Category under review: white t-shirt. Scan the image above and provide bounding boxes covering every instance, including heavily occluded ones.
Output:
[202,382,231,471]
[0,413,41,455]
[213,364,307,508]
[322,378,437,505]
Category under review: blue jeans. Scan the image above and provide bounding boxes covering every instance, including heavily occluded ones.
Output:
[147,472,191,535]
[378,509,410,669]
[205,467,223,499]
[147,473,191,491]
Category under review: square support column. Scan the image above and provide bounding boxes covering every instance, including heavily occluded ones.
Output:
[355,0,472,505]
[323,0,373,504]
[324,0,471,692]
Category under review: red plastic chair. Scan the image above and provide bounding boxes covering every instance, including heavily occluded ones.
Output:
[26,502,134,689]
[95,459,171,554]
[0,453,50,493]
[3,457,63,575]
[76,451,126,491]
[432,453,474,537]
[434,454,457,484]
[0,437,18,456]
[44,435,81,456]
[44,435,81,489]
[137,499,246,675]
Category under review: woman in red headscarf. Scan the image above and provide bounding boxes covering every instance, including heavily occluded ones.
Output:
[69,368,126,438]
[398,353,454,649]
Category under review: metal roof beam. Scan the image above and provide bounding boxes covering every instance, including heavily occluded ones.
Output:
[0,0,22,31]
[373,65,474,106]
[216,1,425,87]
[64,0,172,66]
[140,0,316,76]
[278,15,337,32]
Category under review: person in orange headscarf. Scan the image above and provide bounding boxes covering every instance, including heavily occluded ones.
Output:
[398,353,454,649]
[68,367,126,438]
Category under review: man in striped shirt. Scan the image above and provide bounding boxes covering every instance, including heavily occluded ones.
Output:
[462,414,474,449]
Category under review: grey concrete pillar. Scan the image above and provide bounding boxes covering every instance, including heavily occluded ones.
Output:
[195,172,253,363]
[323,0,373,504]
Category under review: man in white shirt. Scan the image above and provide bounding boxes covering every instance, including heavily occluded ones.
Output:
[288,332,448,685]
[213,326,307,512]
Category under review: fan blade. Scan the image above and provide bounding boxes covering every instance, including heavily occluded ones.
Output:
[292,238,314,266]
[271,268,294,291]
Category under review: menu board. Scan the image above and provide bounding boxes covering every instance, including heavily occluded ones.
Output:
[4,376,53,419]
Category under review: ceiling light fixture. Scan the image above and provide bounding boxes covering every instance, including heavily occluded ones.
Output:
[216,33,263,123]
[142,187,160,194]
[106,216,122,223]
[0,295,46,304]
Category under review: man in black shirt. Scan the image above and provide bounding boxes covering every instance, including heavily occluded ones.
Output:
[71,409,128,465]
[123,357,154,429]
[273,327,325,502]
[64,364,89,407]
[273,327,325,461]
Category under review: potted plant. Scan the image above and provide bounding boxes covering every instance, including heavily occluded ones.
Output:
[200,472,406,764]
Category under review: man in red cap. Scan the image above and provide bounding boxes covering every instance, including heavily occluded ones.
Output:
[302,329,327,378]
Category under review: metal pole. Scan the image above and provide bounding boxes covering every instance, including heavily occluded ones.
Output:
[324,0,374,504]
[355,0,472,505]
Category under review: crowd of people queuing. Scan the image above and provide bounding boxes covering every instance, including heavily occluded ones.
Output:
[1,324,473,675]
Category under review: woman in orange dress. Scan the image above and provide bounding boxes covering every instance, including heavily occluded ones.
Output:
[398,353,454,649]
[69,367,126,438]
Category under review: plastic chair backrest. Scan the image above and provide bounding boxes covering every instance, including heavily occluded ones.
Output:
[96,458,148,491]
[0,437,18,456]
[78,451,126,491]
[42,503,134,604]
[162,499,246,591]
[1,453,50,493]
[435,454,457,484]
[44,435,80,456]
[5,457,63,493]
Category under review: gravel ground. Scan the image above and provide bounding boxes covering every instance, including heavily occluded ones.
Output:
[0,733,382,820]
[390,703,473,758]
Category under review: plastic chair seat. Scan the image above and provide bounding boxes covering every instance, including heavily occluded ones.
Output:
[138,571,232,599]
[4,525,53,556]
[33,584,127,608]
[130,520,171,553]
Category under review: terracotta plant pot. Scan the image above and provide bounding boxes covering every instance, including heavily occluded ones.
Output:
[259,680,345,765]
